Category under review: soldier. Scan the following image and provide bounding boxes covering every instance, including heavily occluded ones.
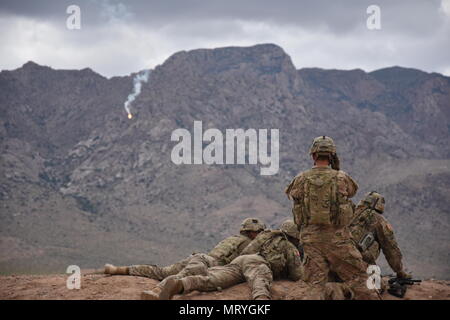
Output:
[103,217,265,280]
[349,191,409,279]
[141,220,302,300]
[285,136,379,300]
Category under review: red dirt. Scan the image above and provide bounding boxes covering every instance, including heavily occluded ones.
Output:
[0,273,448,300]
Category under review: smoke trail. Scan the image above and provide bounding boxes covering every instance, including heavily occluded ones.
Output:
[124,70,150,118]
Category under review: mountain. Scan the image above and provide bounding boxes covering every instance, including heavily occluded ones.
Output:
[0,44,449,279]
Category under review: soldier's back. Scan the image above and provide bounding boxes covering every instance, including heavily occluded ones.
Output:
[208,234,251,265]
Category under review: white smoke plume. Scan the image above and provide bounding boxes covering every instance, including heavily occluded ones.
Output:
[124,70,150,118]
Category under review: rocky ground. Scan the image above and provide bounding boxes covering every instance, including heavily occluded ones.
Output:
[0,273,448,300]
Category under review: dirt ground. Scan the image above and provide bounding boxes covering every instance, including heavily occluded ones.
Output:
[0,272,449,300]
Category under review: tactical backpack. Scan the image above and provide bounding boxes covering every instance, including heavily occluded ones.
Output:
[349,207,379,261]
[292,168,355,228]
[350,208,374,240]
[302,169,339,226]
[259,232,287,278]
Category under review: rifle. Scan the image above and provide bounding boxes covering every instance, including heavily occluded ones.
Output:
[387,277,422,298]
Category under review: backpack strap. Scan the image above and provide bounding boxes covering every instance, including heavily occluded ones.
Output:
[330,171,339,225]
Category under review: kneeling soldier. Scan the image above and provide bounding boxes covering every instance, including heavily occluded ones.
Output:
[349,191,409,279]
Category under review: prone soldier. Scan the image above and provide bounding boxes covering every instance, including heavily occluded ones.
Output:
[104,217,265,280]
[140,220,303,300]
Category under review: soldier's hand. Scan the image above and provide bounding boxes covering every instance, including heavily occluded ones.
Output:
[396,270,411,279]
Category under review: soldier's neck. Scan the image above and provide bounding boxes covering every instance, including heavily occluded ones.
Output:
[314,160,330,168]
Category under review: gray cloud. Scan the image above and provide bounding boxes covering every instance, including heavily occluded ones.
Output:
[0,0,449,77]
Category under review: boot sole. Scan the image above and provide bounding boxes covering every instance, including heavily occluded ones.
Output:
[141,290,160,300]
[104,264,114,274]
[159,278,182,300]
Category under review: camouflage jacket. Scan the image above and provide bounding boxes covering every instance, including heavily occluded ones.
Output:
[349,207,404,273]
[208,234,252,265]
[285,167,358,236]
[241,230,302,280]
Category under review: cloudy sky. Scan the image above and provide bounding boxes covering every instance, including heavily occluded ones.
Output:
[0,0,449,77]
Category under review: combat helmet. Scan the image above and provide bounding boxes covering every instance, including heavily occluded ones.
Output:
[280,220,300,240]
[309,136,337,155]
[358,191,385,213]
[240,217,266,234]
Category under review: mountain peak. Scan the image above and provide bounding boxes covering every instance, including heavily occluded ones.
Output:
[370,66,428,78]
[369,66,431,89]
[21,61,47,70]
[158,43,296,76]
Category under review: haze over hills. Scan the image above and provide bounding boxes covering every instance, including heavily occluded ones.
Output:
[0,44,449,279]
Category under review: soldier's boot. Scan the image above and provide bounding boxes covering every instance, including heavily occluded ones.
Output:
[324,283,344,300]
[104,264,129,275]
[141,286,163,300]
[141,276,184,300]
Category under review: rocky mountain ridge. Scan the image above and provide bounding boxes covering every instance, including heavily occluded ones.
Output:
[0,44,449,279]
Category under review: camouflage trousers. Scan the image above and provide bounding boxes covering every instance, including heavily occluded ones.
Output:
[177,254,273,299]
[301,228,380,300]
[129,253,219,281]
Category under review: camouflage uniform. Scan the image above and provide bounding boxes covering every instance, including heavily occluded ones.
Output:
[128,218,265,280]
[285,136,379,300]
[349,192,405,276]
[179,254,274,299]
[129,234,252,280]
[144,221,302,300]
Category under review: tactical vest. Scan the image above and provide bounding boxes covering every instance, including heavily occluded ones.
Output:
[208,235,251,265]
